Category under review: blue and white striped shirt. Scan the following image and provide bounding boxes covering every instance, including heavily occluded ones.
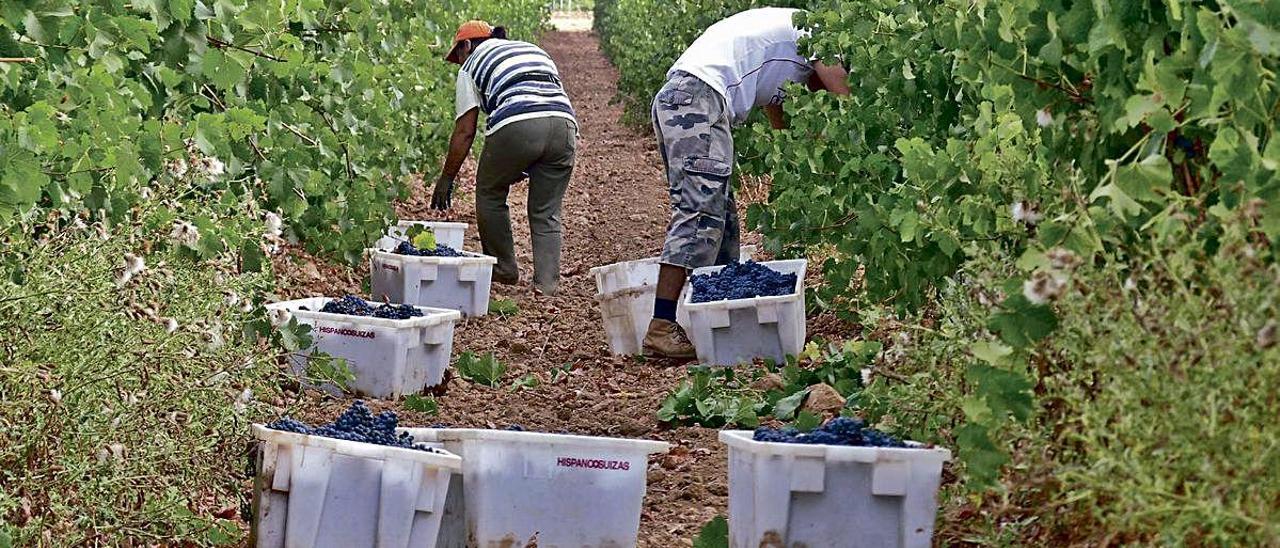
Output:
[455,39,576,135]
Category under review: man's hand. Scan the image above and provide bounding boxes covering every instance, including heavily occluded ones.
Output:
[430,176,454,210]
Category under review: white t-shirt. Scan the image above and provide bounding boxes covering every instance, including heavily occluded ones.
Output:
[669,8,814,125]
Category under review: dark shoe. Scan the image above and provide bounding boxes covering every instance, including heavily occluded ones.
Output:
[642,318,696,359]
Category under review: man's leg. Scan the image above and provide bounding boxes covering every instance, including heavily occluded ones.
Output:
[526,118,576,295]
[644,73,734,358]
[476,121,540,284]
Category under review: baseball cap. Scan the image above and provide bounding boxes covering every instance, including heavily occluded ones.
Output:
[446,20,493,63]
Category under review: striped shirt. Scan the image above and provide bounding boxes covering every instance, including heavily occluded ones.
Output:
[455,39,576,135]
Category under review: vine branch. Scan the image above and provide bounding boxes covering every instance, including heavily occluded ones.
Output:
[205,36,285,63]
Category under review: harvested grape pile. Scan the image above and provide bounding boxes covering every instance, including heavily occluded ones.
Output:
[392,240,465,257]
[318,295,423,319]
[690,260,797,303]
[267,401,436,452]
[753,417,910,448]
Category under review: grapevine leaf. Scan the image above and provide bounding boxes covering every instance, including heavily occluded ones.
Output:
[202,49,246,90]
[966,363,1035,421]
[987,294,1058,348]
[404,395,439,415]
[956,423,1008,489]
[772,388,808,420]
[692,516,728,548]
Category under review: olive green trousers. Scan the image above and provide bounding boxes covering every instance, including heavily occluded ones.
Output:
[475,116,577,294]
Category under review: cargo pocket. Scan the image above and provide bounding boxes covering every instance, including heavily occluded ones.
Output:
[675,156,733,217]
[657,88,694,108]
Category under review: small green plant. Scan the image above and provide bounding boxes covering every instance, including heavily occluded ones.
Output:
[692,516,728,548]
[455,352,507,387]
[549,362,574,383]
[405,224,438,251]
[404,395,439,415]
[488,298,520,316]
[508,373,540,392]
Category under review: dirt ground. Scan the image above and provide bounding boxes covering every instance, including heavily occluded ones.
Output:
[273,30,855,546]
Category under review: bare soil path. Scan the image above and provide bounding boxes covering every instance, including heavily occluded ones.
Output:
[276,30,745,546]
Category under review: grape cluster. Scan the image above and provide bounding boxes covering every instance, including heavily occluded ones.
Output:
[265,401,436,452]
[392,241,465,258]
[690,261,797,303]
[319,294,424,320]
[752,417,909,448]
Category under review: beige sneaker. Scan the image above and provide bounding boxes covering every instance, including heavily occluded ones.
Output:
[642,318,697,359]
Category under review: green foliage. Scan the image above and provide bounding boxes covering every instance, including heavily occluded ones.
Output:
[404,394,439,415]
[657,340,876,427]
[692,516,729,548]
[487,297,519,316]
[0,192,282,544]
[454,351,507,387]
[0,0,549,261]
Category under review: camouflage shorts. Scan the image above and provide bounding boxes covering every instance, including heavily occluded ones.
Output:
[652,71,740,270]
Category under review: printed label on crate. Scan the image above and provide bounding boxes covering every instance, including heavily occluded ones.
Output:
[378,262,400,272]
[556,456,631,471]
[318,325,376,339]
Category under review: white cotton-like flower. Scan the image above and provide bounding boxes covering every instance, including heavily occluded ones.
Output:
[224,291,241,307]
[1036,108,1054,128]
[170,158,189,179]
[1124,277,1137,291]
[1011,201,1042,226]
[139,187,153,200]
[205,371,230,385]
[240,300,254,313]
[49,389,62,404]
[205,157,226,177]
[1023,271,1067,305]
[1046,247,1081,271]
[163,317,179,334]
[72,217,88,230]
[238,388,254,404]
[109,443,125,460]
[115,270,134,287]
[123,253,146,276]
[269,308,292,327]
[124,393,138,406]
[170,220,200,247]
[96,447,111,464]
[264,212,283,238]
[860,368,873,386]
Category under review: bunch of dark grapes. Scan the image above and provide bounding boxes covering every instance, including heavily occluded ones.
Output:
[319,294,424,320]
[265,401,436,452]
[752,417,909,448]
[690,261,797,303]
[392,241,465,258]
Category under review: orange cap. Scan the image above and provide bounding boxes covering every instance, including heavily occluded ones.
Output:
[446,20,493,63]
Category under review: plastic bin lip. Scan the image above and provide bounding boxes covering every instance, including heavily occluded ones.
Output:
[252,424,464,468]
[719,430,951,461]
[368,247,498,265]
[399,427,672,454]
[395,220,469,229]
[265,297,462,328]
[683,259,807,310]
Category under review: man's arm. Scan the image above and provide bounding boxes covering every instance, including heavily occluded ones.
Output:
[812,61,851,96]
[440,108,479,180]
[763,103,787,130]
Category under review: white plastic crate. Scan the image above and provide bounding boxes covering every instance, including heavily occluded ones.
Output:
[376,220,468,251]
[369,249,497,317]
[591,246,756,356]
[401,428,670,548]
[683,259,807,366]
[719,430,950,548]
[265,297,461,398]
[250,424,462,548]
